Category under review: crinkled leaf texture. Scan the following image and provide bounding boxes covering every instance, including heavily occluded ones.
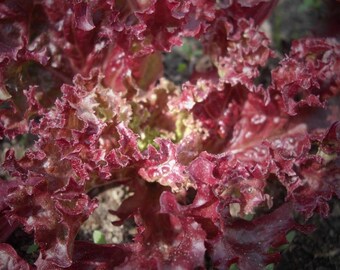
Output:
[0,243,32,270]
[0,0,339,269]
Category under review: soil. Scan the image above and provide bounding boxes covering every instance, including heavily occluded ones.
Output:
[77,185,136,244]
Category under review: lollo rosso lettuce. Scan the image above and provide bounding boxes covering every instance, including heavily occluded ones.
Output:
[0,0,339,269]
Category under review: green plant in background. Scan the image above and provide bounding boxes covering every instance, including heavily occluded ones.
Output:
[299,0,322,11]
[92,230,106,244]
[26,244,39,254]
[229,263,274,270]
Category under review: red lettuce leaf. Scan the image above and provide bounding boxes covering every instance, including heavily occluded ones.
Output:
[4,177,97,268]
[0,1,339,269]
[271,38,340,115]
[139,139,195,192]
[0,243,32,270]
[210,203,307,270]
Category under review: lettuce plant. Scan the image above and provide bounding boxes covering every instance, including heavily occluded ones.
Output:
[0,0,339,269]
